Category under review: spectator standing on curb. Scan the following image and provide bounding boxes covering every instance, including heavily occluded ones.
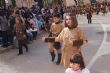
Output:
[0,10,8,47]
[8,9,16,45]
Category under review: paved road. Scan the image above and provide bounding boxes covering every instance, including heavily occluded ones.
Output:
[0,12,110,73]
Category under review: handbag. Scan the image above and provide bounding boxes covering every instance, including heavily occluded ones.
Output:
[16,32,26,40]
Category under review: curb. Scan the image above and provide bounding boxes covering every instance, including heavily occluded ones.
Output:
[0,46,14,54]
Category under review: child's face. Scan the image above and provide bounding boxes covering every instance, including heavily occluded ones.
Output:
[65,16,73,26]
[53,17,60,23]
[70,63,80,71]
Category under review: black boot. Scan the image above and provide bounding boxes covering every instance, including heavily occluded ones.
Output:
[50,52,55,62]
[56,53,62,65]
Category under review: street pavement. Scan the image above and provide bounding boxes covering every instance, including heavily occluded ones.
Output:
[0,12,110,73]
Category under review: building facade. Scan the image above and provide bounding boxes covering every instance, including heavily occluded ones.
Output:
[2,0,110,8]
[62,0,91,6]
[16,0,35,8]
[3,0,35,8]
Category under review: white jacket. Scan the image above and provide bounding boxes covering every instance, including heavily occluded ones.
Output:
[65,68,90,73]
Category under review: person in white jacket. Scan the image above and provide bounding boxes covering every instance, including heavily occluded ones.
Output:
[65,54,90,73]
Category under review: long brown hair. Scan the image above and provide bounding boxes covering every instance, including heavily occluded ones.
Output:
[70,54,85,70]
[14,15,25,32]
[15,15,23,24]
[65,14,78,29]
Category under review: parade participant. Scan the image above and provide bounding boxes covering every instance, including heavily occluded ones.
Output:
[65,54,90,73]
[45,13,64,65]
[43,14,88,68]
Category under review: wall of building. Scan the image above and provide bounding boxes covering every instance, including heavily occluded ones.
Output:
[16,0,35,8]
[62,0,91,6]
[66,0,75,6]
[83,0,91,4]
